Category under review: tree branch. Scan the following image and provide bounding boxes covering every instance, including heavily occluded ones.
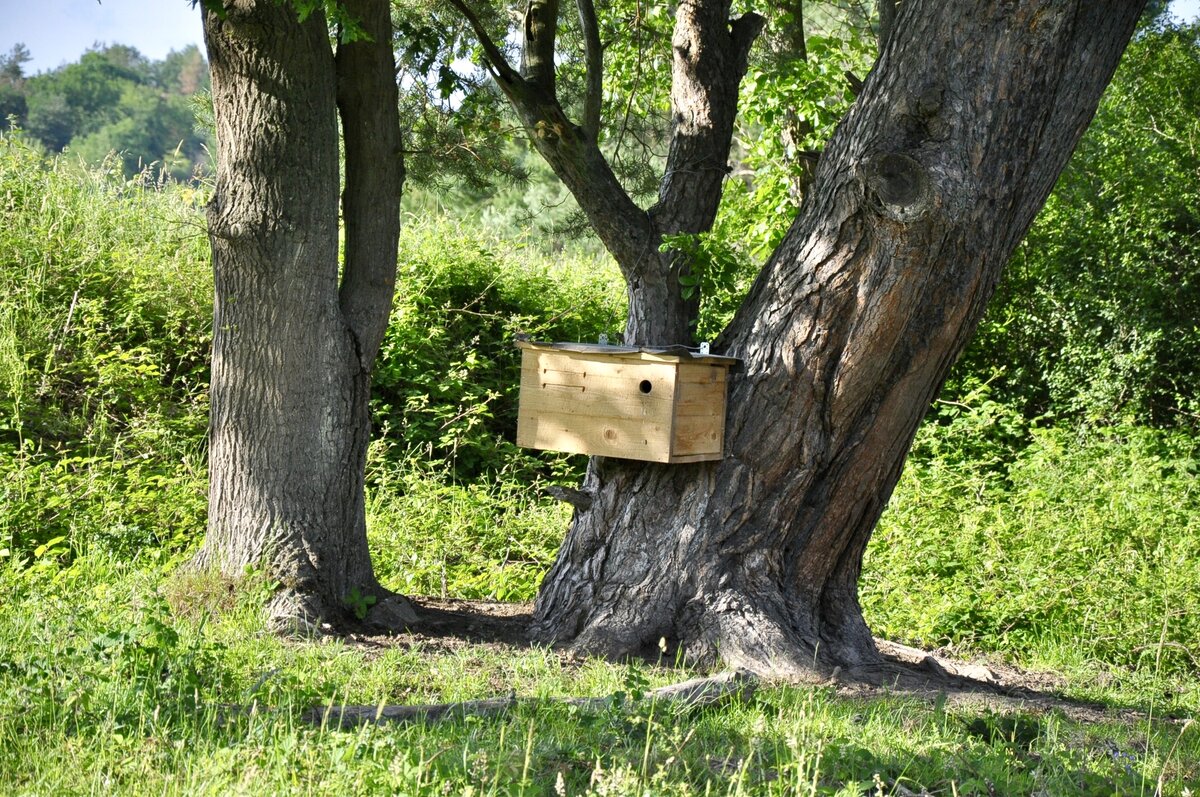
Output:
[763,0,807,63]
[576,0,603,140]
[306,670,758,728]
[654,5,764,233]
[447,0,653,299]
[730,11,766,63]
[336,0,403,366]
[521,0,560,96]
[443,0,523,88]
[878,0,898,51]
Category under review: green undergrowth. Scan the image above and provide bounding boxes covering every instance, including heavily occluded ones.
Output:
[865,398,1200,709]
[0,129,613,570]
[1,552,1197,795]
[365,455,571,601]
[374,220,622,482]
[0,131,211,565]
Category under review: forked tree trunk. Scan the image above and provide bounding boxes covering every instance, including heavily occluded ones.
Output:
[451,0,761,345]
[195,0,410,630]
[532,0,1145,677]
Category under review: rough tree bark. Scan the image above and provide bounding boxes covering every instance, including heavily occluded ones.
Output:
[531,0,1146,677]
[194,0,412,630]
[449,0,762,345]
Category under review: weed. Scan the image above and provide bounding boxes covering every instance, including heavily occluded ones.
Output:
[161,568,240,623]
[344,586,378,621]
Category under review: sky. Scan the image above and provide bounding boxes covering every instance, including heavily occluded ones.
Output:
[1,0,1199,75]
[1,0,205,74]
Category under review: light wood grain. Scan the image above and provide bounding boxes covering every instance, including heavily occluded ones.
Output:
[516,344,732,463]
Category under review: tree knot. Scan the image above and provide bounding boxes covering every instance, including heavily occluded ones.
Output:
[861,152,934,224]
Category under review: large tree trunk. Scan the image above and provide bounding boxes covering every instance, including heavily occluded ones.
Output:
[532,0,1145,677]
[195,0,410,631]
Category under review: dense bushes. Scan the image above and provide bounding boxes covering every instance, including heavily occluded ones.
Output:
[374,222,621,481]
[864,402,1200,676]
[0,132,211,562]
[0,130,618,574]
[366,223,622,598]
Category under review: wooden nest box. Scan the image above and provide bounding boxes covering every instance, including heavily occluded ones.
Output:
[516,340,738,463]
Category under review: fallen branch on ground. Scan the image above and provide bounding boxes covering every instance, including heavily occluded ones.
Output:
[305,670,758,728]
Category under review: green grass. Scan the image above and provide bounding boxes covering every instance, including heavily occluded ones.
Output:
[365,456,571,601]
[1,551,1197,796]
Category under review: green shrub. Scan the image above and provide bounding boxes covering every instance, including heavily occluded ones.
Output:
[0,135,625,570]
[374,219,623,482]
[864,408,1200,677]
[0,131,211,561]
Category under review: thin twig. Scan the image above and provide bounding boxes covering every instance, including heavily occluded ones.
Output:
[613,0,646,164]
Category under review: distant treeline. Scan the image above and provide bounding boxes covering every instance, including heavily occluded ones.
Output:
[0,43,211,182]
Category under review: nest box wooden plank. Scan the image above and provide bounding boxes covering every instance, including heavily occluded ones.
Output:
[516,341,738,463]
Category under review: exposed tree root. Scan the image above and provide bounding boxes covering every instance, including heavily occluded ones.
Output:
[303,670,759,729]
[366,593,420,629]
[264,586,418,638]
[265,589,330,637]
[873,640,1004,687]
[545,588,883,684]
